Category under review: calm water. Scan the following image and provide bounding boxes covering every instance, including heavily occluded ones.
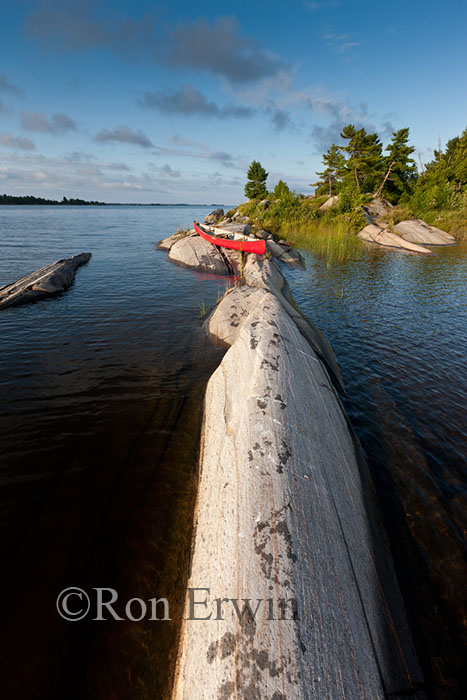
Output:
[0,206,228,699]
[1,207,466,699]
[285,244,467,699]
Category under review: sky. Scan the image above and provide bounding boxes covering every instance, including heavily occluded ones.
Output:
[0,0,466,203]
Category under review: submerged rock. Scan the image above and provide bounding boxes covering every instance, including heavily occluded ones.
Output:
[394,219,455,245]
[0,253,92,310]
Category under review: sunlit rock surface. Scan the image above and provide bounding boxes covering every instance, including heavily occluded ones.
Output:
[173,257,425,700]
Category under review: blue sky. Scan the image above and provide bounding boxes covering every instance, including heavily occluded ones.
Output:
[1,0,466,203]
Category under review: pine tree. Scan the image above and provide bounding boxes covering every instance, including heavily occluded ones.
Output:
[378,127,417,201]
[244,161,268,199]
[315,144,346,196]
[340,125,384,192]
[273,179,291,199]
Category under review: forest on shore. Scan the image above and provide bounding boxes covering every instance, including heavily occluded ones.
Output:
[0,195,105,205]
[240,125,467,243]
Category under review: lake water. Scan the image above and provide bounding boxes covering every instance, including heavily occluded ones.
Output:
[1,206,465,699]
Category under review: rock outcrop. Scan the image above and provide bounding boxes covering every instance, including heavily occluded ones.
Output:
[394,219,455,245]
[0,253,92,310]
[362,197,393,221]
[358,224,434,254]
[157,230,189,251]
[204,208,224,224]
[159,226,304,272]
[173,258,425,700]
[319,194,339,211]
[168,233,235,274]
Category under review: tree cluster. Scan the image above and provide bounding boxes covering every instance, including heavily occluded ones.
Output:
[314,125,417,203]
[410,127,467,210]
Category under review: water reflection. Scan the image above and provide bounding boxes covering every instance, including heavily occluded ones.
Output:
[285,241,467,699]
[0,206,228,699]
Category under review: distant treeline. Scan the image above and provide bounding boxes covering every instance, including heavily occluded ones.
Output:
[0,194,105,205]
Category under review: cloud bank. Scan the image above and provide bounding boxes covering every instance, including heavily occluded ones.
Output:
[95,125,154,148]
[20,111,77,134]
[140,84,254,119]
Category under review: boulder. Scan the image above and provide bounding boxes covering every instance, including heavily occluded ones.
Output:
[168,234,231,274]
[254,229,270,240]
[393,219,455,245]
[357,224,433,255]
[174,282,424,700]
[258,198,270,209]
[0,253,92,310]
[319,195,339,211]
[237,215,250,224]
[366,197,393,218]
[204,208,224,224]
[266,239,288,258]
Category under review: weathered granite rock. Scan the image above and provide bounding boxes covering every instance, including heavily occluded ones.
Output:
[157,230,191,251]
[278,248,305,266]
[367,197,393,218]
[168,234,231,274]
[319,194,339,211]
[173,283,425,700]
[255,228,270,240]
[358,224,433,254]
[0,253,91,310]
[204,208,224,224]
[243,256,344,393]
[259,198,270,209]
[266,239,289,258]
[266,239,305,267]
[394,219,455,245]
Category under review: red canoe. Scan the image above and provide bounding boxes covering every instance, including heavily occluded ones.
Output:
[194,221,266,255]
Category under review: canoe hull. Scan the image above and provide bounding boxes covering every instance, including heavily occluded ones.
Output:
[194,222,266,255]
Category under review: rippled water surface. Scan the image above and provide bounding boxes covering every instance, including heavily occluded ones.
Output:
[284,243,467,699]
[0,206,228,699]
[1,207,466,699]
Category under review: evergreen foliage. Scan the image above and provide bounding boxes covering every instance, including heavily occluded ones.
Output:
[244,160,268,199]
[315,144,346,196]
[273,179,292,199]
[244,125,467,243]
[340,125,384,192]
[382,128,417,202]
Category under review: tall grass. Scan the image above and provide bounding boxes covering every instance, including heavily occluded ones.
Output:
[285,218,364,265]
[237,196,366,264]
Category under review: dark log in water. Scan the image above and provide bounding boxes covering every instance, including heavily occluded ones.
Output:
[0,253,91,309]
